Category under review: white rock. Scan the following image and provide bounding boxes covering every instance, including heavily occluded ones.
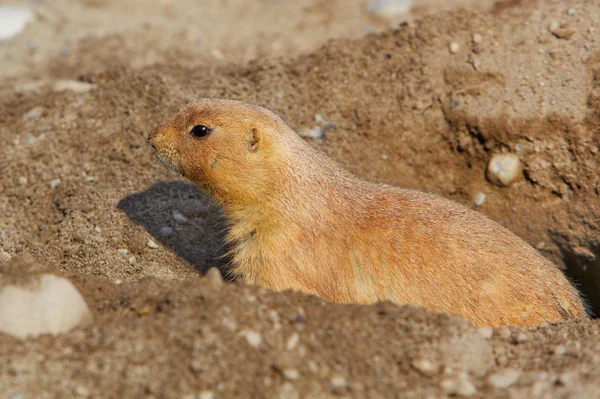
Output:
[449,42,460,54]
[0,6,33,41]
[52,80,96,94]
[366,0,413,17]
[283,368,299,380]
[286,333,300,350]
[243,330,261,348]
[474,192,487,207]
[118,249,129,256]
[441,375,476,397]
[128,256,136,265]
[298,126,324,139]
[50,179,61,189]
[487,153,522,186]
[477,327,493,339]
[331,375,347,391]
[198,392,214,399]
[0,274,92,339]
[147,240,159,249]
[488,369,521,389]
[172,210,188,223]
[159,226,173,237]
[412,358,439,376]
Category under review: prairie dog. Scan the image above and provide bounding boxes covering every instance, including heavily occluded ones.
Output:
[147,98,587,328]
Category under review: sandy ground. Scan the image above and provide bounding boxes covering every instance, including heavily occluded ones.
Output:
[1,0,600,397]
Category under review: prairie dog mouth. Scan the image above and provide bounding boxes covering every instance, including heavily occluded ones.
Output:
[154,152,184,175]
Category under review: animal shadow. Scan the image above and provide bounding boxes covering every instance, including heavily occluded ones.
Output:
[118,180,231,276]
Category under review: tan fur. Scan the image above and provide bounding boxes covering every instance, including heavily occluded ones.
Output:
[147,98,588,328]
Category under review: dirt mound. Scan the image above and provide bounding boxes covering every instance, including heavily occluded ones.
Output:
[1,0,600,397]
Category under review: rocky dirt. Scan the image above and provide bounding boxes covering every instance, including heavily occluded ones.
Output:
[1,0,599,398]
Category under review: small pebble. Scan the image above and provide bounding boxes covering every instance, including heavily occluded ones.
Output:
[536,241,546,250]
[128,256,136,266]
[118,249,129,256]
[299,126,324,139]
[283,369,300,380]
[159,227,173,237]
[441,375,476,397]
[24,106,43,120]
[314,113,324,123]
[276,91,285,99]
[412,358,439,376]
[477,327,493,339]
[486,153,522,186]
[243,330,261,348]
[198,392,214,399]
[172,210,188,223]
[50,179,61,189]
[94,226,102,234]
[488,369,521,389]
[331,375,347,392]
[474,192,486,207]
[366,0,413,17]
[17,176,28,186]
[472,33,482,44]
[205,267,224,289]
[286,333,300,350]
[449,42,460,54]
[114,279,123,285]
[147,240,159,249]
[515,331,529,343]
[567,7,576,15]
[52,80,95,93]
[85,177,96,183]
[553,345,567,356]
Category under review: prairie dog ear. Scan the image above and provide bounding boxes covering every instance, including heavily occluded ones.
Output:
[245,128,261,152]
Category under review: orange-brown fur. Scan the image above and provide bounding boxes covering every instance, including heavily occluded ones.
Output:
[147,98,588,328]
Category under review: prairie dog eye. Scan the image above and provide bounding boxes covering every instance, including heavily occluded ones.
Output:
[190,125,212,138]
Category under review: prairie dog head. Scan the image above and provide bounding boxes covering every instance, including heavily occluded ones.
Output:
[147,98,295,206]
